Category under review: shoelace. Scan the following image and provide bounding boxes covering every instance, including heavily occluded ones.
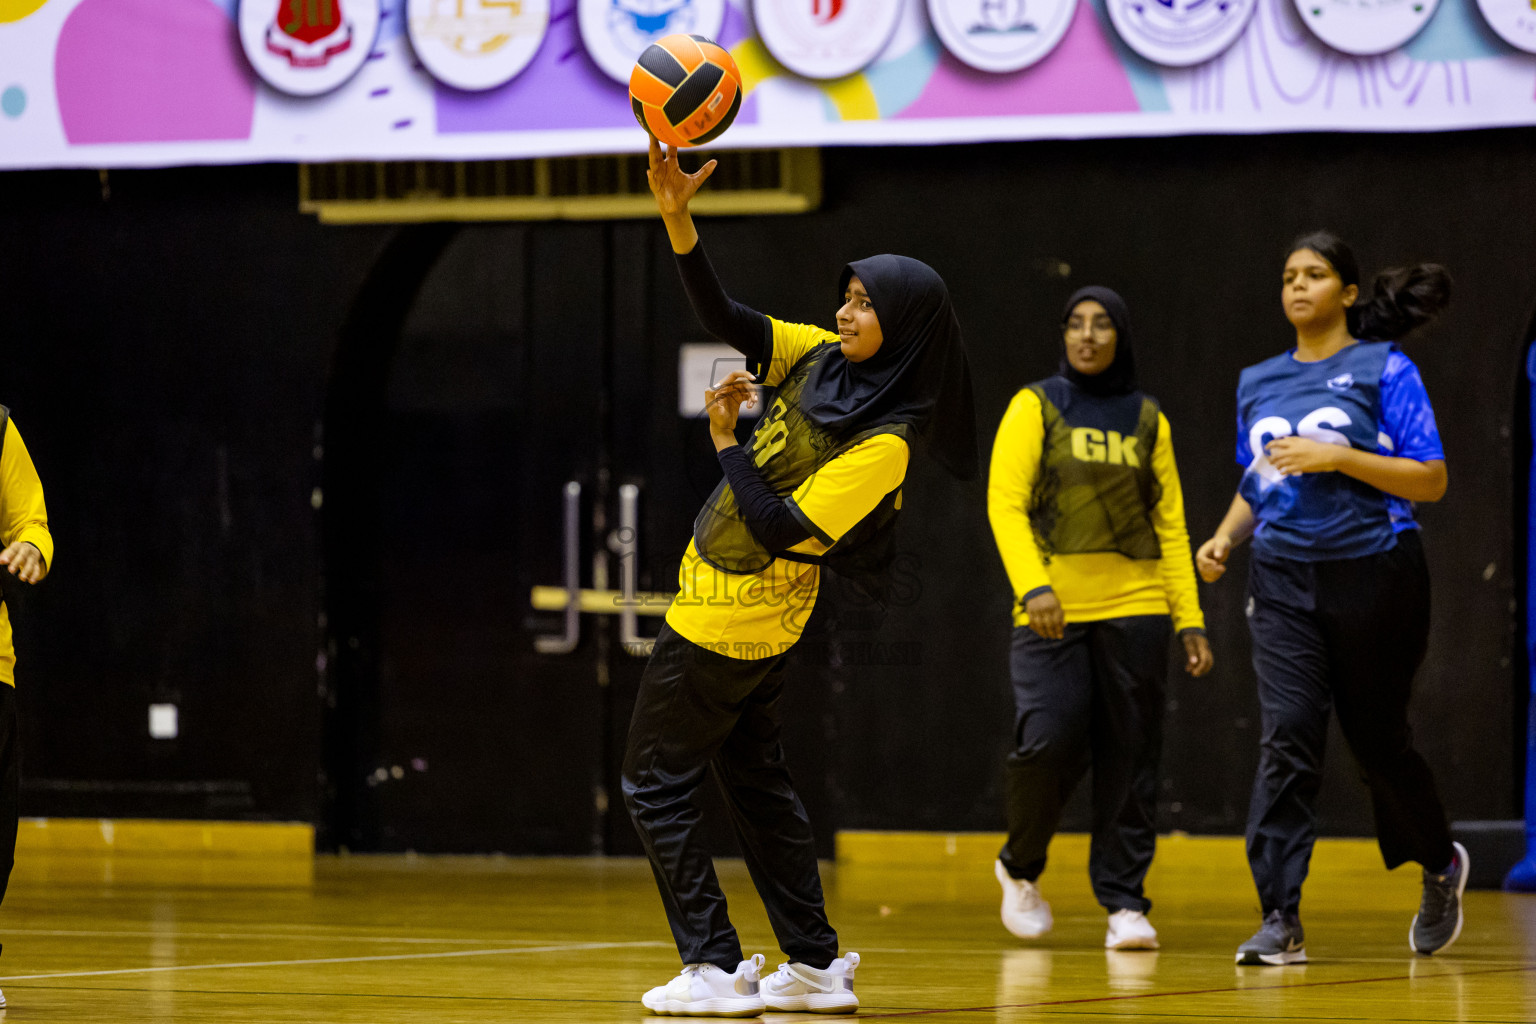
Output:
[681,953,766,980]
[1013,881,1042,910]
[1421,867,1458,918]
[1260,912,1297,947]
[1241,914,1290,945]
[770,961,832,993]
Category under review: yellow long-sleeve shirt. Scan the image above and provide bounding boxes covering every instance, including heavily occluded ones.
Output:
[0,417,53,686]
[988,388,1204,632]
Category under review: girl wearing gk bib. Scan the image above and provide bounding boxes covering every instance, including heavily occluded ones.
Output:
[988,288,1212,952]
[625,141,977,1018]
[1196,232,1462,965]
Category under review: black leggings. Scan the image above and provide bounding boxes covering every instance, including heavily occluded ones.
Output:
[1245,530,1453,915]
[621,624,837,971]
[998,615,1171,914]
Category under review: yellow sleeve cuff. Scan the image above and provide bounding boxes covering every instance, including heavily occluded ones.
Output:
[16,528,52,570]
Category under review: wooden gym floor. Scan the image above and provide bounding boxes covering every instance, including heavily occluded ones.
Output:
[0,832,1532,1022]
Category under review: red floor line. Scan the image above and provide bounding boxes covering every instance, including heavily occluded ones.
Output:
[855,962,1536,1019]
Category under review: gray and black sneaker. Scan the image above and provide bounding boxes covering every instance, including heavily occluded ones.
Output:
[1235,909,1306,965]
[1410,841,1468,955]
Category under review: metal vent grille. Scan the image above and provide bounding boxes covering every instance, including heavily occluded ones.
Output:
[299,149,819,224]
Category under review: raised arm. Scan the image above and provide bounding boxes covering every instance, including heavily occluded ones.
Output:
[648,139,769,363]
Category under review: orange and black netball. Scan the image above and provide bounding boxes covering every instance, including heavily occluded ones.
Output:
[629,34,743,149]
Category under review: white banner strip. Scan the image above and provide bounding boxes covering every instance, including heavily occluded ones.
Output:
[0,0,1531,171]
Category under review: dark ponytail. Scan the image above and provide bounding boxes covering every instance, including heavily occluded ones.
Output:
[1288,231,1452,341]
[1354,263,1452,341]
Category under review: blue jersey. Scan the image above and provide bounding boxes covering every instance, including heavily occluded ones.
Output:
[1236,341,1443,562]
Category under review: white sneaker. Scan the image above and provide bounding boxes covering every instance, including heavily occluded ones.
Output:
[1105,909,1159,950]
[641,954,765,1017]
[995,859,1053,939]
[761,952,859,1013]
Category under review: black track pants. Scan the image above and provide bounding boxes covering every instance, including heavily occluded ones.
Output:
[621,624,838,972]
[1244,530,1454,916]
[998,615,1171,914]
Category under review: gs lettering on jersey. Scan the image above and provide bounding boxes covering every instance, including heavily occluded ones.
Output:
[1245,405,1359,487]
[1236,340,1397,560]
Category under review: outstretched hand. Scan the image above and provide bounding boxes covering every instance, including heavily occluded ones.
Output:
[647,137,718,216]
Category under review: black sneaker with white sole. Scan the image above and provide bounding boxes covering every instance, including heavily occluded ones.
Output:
[1235,909,1306,965]
[1411,841,1468,956]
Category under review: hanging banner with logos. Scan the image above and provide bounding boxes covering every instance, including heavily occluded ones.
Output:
[0,0,1533,170]
[240,0,382,96]
[578,0,727,83]
[407,0,552,91]
[754,0,905,79]
[1294,0,1443,56]
[1472,0,1536,52]
[927,0,1081,73]
[1106,0,1258,66]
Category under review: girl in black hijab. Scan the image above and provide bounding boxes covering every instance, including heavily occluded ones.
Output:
[987,287,1212,952]
[624,141,976,1019]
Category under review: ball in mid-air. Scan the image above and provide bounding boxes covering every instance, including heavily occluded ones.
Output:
[629,34,743,149]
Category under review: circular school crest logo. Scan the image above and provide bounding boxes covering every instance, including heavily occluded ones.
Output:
[408,0,552,91]
[578,0,727,84]
[927,0,1079,72]
[1292,0,1441,55]
[753,0,904,80]
[239,0,381,97]
[1473,0,1536,53]
[1104,0,1256,66]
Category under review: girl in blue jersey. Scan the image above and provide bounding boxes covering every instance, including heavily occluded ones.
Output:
[1197,232,1463,965]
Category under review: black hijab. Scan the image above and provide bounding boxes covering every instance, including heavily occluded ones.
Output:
[1059,286,1137,397]
[798,254,978,480]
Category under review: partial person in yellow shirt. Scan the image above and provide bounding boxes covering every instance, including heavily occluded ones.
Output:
[0,406,52,1009]
[987,287,1211,954]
